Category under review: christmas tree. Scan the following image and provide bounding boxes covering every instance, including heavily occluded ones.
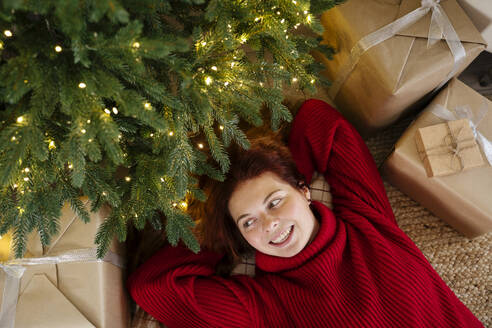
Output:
[0,0,341,259]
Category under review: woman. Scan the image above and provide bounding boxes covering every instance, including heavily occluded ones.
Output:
[127,99,483,327]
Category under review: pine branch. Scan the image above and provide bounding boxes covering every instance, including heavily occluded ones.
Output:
[0,0,342,258]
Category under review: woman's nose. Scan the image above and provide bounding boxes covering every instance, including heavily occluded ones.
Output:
[262,215,279,232]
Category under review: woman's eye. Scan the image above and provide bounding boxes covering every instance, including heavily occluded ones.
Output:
[269,198,281,208]
[243,218,256,228]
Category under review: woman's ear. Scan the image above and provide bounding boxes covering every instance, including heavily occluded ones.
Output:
[297,181,311,203]
[303,186,311,204]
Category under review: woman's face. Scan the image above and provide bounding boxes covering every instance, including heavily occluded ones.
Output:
[228,172,319,257]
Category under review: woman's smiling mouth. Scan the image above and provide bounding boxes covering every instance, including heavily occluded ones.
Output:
[269,225,294,246]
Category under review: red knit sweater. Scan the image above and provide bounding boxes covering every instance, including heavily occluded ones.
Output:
[127,99,483,327]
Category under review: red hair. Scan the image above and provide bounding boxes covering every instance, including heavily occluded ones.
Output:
[194,129,306,273]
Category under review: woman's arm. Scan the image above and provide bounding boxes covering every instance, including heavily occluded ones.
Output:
[127,243,255,328]
[288,99,396,226]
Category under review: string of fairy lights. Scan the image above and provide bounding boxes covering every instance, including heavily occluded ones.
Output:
[1,3,315,216]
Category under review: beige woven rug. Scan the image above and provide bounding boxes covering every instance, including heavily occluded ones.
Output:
[367,116,491,327]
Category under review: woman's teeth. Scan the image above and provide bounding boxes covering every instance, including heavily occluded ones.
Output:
[271,226,293,244]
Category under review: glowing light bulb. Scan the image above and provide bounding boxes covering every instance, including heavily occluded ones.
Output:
[198,143,204,149]
[78,82,86,89]
[180,201,188,210]
[292,0,297,3]
[255,17,260,22]
[281,19,285,23]
[68,163,73,169]
[87,119,91,123]
[311,79,315,84]
[125,176,131,182]
[150,133,154,137]
[133,42,140,48]
[104,108,111,114]
[219,125,224,130]
[224,82,229,86]
[144,102,151,109]
[292,77,298,82]
[54,45,62,52]
[211,66,217,71]
[205,76,212,85]
[81,129,86,134]
[172,202,178,207]
[112,107,118,114]
[24,168,30,173]
[13,184,18,188]
[102,191,107,196]
[16,116,24,123]
[240,36,247,44]
[4,30,12,37]
[23,177,29,181]
[230,62,235,68]
[49,140,56,149]
[11,136,16,141]
[201,41,207,46]
[304,10,308,14]
[88,138,93,142]
[259,82,264,87]
[168,131,174,136]
[276,11,281,15]
[306,14,312,23]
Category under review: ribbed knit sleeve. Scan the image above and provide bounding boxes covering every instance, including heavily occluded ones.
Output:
[288,99,397,227]
[127,243,256,328]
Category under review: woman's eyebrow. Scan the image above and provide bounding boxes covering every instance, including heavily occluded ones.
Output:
[236,189,282,224]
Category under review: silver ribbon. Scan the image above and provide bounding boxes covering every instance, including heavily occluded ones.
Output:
[329,0,466,99]
[0,265,25,328]
[0,248,124,327]
[430,101,492,165]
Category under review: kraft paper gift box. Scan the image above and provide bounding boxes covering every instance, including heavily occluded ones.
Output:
[457,0,492,53]
[0,196,130,328]
[382,78,492,238]
[415,118,485,177]
[315,0,487,137]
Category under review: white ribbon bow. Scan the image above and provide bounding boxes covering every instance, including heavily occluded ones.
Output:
[329,0,466,99]
[430,101,492,166]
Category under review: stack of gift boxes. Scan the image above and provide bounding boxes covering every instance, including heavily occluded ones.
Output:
[315,0,491,238]
[0,197,130,327]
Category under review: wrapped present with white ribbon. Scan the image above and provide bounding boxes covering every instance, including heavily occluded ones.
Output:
[383,78,492,238]
[315,0,487,137]
[0,197,130,328]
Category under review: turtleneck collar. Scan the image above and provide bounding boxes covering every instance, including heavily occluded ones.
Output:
[255,201,337,273]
